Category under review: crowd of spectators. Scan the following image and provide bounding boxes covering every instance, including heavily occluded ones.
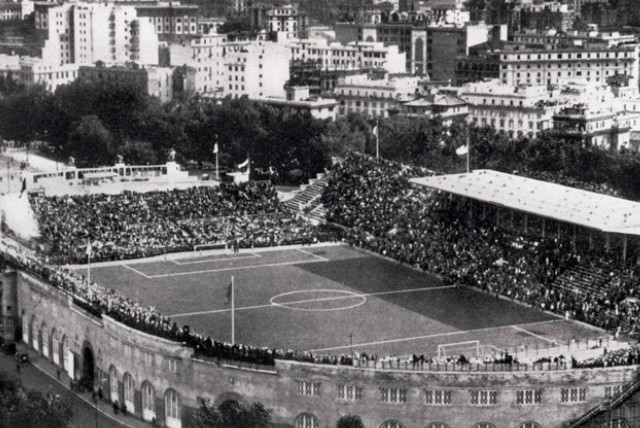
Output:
[30,182,337,263]
[321,153,640,338]
[5,153,640,372]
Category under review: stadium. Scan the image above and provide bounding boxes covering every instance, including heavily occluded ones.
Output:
[2,152,640,428]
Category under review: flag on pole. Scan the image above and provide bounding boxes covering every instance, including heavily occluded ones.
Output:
[213,143,219,154]
[372,125,378,137]
[86,239,92,257]
[456,145,469,156]
[225,281,233,304]
[237,158,249,169]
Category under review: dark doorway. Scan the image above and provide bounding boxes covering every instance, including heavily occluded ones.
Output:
[81,346,95,391]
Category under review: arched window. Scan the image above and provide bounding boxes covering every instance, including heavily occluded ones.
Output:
[380,421,404,428]
[41,322,49,358]
[61,335,69,372]
[22,313,29,345]
[123,373,135,414]
[427,424,450,428]
[165,389,181,428]
[474,424,496,428]
[109,365,119,403]
[607,420,629,428]
[30,316,38,351]
[141,381,156,422]
[51,328,59,365]
[295,413,319,428]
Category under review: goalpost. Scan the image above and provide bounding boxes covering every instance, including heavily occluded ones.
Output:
[437,340,482,361]
[193,242,228,256]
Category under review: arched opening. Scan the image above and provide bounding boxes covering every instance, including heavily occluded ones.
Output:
[141,381,156,422]
[29,316,37,351]
[22,313,29,345]
[295,413,319,428]
[519,423,542,428]
[82,345,95,391]
[427,424,450,428]
[61,335,70,374]
[380,421,404,428]
[109,365,119,403]
[51,328,59,365]
[41,322,49,358]
[164,388,181,428]
[365,35,374,42]
[123,373,135,415]
[414,37,424,75]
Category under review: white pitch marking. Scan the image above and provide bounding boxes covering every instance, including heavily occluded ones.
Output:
[171,253,260,266]
[309,319,560,352]
[147,258,325,279]
[122,263,152,279]
[168,285,457,317]
[295,248,329,262]
[511,325,558,344]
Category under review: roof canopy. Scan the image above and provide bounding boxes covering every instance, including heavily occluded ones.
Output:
[410,170,640,236]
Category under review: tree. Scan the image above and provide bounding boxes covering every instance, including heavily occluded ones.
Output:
[337,414,365,428]
[67,115,115,166]
[0,373,73,428]
[192,398,272,428]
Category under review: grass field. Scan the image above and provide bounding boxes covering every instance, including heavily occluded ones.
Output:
[83,244,605,359]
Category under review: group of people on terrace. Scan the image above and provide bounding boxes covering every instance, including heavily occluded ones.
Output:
[30,182,335,263]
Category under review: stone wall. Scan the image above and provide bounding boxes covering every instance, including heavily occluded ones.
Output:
[15,270,640,428]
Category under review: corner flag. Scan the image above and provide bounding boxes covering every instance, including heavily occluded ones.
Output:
[456,145,468,156]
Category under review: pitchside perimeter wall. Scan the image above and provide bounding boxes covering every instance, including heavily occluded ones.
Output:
[12,270,640,428]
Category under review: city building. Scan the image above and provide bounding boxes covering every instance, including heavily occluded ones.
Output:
[460,79,565,138]
[224,39,290,99]
[334,72,421,117]
[250,2,309,39]
[78,62,175,102]
[335,21,502,81]
[401,91,469,125]
[288,39,407,74]
[15,57,79,91]
[0,0,33,21]
[135,3,200,41]
[34,2,159,67]
[169,33,227,95]
[257,86,338,120]
[457,40,640,91]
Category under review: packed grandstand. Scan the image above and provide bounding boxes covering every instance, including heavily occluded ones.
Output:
[1,153,640,373]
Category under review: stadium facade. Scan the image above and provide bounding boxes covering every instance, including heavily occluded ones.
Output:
[4,267,638,428]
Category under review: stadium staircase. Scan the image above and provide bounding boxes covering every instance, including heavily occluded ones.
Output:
[552,264,613,296]
[564,372,640,427]
[283,173,332,223]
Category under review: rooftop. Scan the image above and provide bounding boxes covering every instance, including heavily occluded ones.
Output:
[411,170,640,235]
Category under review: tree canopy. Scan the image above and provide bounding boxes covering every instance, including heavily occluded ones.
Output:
[192,398,272,428]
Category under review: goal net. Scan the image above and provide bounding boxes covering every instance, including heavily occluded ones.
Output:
[193,242,227,255]
[437,340,482,362]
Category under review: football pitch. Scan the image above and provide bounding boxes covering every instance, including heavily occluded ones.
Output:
[82,244,604,358]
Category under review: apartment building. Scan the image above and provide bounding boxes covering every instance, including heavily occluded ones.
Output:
[460,80,565,138]
[334,73,421,118]
[136,4,200,41]
[79,62,174,102]
[169,33,227,95]
[34,2,159,67]
[224,40,290,99]
[250,3,309,39]
[288,39,407,74]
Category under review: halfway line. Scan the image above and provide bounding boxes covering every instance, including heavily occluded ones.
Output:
[168,285,456,318]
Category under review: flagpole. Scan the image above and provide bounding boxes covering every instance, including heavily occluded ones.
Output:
[375,119,380,162]
[466,133,470,174]
[215,150,219,181]
[87,246,91,289]
[231,275,235,345]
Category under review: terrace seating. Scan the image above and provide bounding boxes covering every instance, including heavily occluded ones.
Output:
[284,174,332,216]
[553,264,614,296]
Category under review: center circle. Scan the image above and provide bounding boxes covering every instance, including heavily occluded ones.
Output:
[269,289,367,312]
